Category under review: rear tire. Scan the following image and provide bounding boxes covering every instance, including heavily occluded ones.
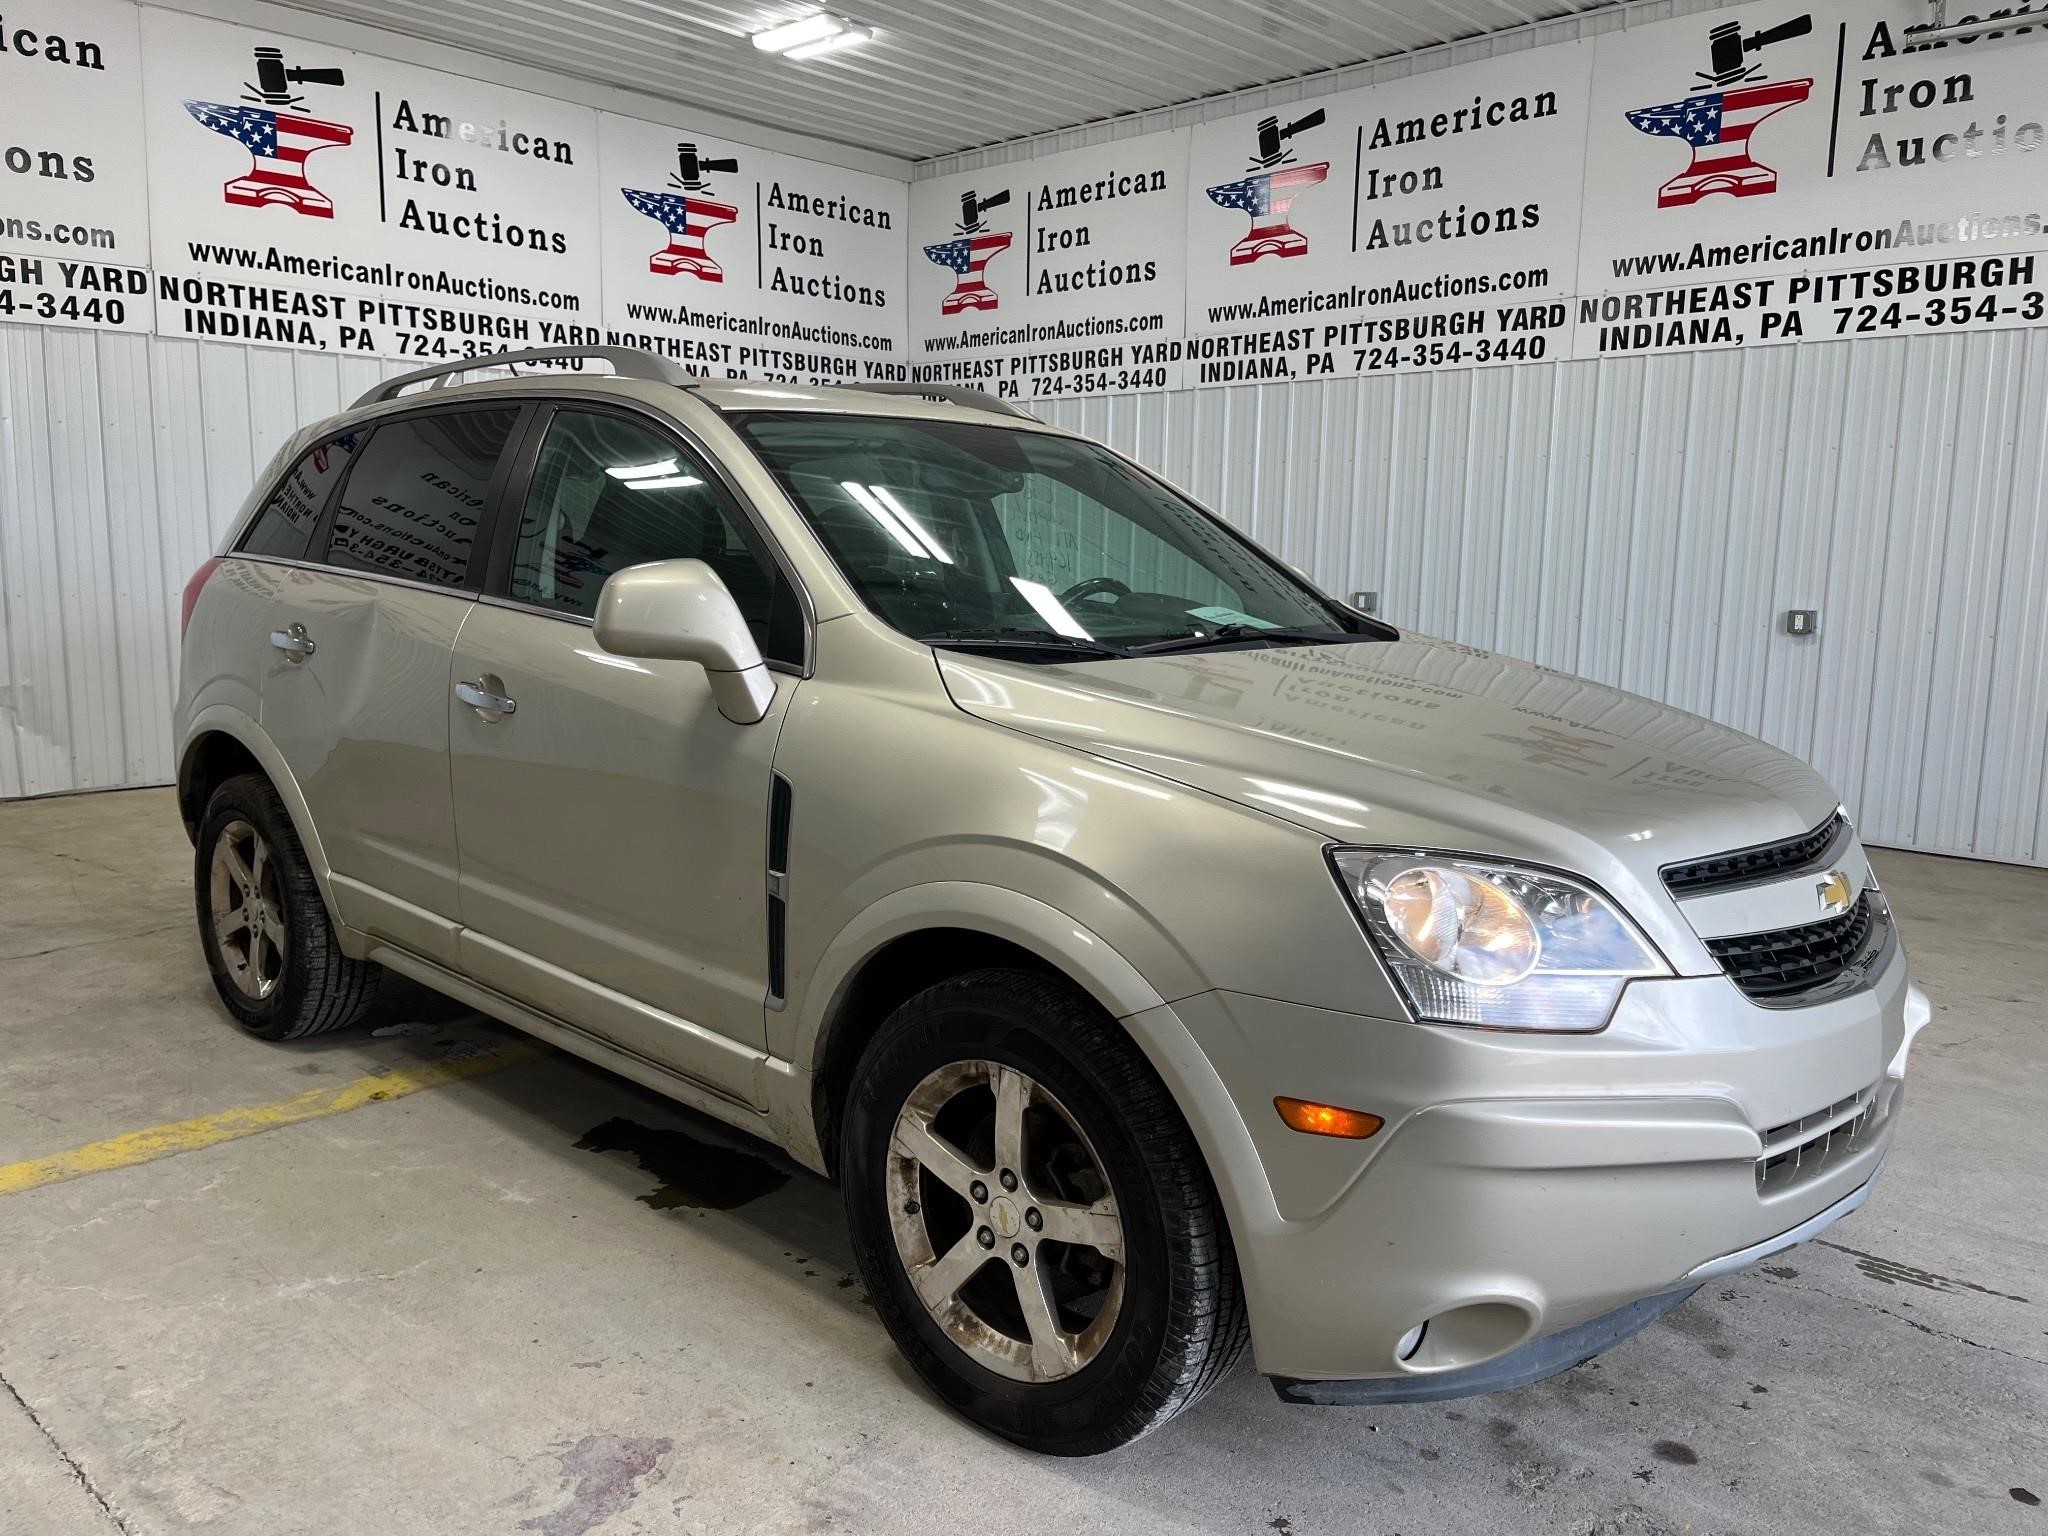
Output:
[194,774,380,1041]
[841,967,1247,1455]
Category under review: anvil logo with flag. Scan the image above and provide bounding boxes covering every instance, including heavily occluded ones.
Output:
[623,142,742,282]
[185,45,353,219]
[1204,108,1328,266]
[1624,13,1814,208]
[925,188,1012,314]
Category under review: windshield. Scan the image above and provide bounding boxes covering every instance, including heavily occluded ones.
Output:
[732,413,1367,657]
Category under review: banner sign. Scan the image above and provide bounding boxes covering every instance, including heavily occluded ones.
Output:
[1576,0,2048,358]
[5,0,2046,387]
[1184,46,1593,386]
[597,112,906,389]
[906,0,2045,394]
[0,0,151,332]
[908,135,1194,400]
[141,8,604,361]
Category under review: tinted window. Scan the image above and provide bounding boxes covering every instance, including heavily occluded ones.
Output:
[241,432,361,560]
[508,410,783,651]
[324,408,518,587]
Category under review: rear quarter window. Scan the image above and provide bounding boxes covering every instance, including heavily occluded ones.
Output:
[323,408,520,588]
[238,432,363,561]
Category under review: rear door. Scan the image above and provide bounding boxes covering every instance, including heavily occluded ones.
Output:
[447,404,804,1101]
[259,404,526,967]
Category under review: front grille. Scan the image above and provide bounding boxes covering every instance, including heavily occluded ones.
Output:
[1757,1084,1880,1195]
[1662,811,1847,895]
[1704,893,1876,1001]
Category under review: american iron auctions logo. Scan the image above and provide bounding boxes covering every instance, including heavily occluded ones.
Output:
[1625,14,1814,208]
[924,189,1012,313]
[184,45,352,218]
[1205,109,1328,265]
[622,142,741,282]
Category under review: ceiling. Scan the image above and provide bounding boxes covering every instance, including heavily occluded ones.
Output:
[277,0,1633,161]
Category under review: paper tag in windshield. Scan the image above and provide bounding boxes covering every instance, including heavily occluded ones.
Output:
[1186,606,1279,629]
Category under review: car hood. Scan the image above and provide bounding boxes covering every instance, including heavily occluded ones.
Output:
[937,634,1840,913]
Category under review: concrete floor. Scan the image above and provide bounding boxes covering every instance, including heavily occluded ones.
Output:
[0,788,2042,1536]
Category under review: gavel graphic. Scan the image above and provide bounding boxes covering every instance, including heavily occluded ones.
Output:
[247,45,346,107]
[1700,14,1813,87]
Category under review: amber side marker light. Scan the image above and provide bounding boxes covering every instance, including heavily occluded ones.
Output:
[1274,1097,1384,1139]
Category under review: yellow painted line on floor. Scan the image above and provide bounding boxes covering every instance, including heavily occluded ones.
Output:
[0,1042,542,1197]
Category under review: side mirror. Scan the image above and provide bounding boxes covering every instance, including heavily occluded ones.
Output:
[593,558,775,725]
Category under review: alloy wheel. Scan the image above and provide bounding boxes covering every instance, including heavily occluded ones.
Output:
[886,1059,1126,1383]
[209,818,284,1000]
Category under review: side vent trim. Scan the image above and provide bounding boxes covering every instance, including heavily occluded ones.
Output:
[766,773,793,1008]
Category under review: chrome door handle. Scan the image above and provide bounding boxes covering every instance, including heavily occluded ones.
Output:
[455,680,517,717]
[269,625,315,658]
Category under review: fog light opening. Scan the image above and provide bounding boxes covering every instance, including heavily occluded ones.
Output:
[1396,1321,1428,1362]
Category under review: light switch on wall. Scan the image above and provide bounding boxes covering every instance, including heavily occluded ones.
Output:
[1784,609,1818,636]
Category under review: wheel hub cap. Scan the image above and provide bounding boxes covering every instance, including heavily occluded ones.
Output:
[885,1059,1126,1384]
[209,819,284,1001]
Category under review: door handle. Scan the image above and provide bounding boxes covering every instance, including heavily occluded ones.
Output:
[455,679,517,717]
[269,625,315,659]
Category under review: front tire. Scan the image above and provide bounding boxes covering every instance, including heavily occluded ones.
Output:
[195,774,380,1041]
[841,968,1247,1454]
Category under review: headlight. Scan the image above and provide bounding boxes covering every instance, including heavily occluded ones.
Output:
[1331,851,1668,1031]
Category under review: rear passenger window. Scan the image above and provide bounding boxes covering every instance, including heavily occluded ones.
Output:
[240,432,361,561]
[507,411,786,652]
[324,408,519,588]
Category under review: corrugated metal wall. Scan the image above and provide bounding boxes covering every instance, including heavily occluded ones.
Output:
[1028,335,2048,866]
[905,0,2048,868]
[5,0,2046,866]
[0,326,407,799]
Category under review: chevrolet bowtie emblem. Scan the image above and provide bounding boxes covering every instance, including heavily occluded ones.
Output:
[1816,870,1854,916]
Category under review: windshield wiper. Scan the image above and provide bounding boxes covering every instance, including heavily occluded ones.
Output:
[919,627,1132,660]
[1130,624,1356,656]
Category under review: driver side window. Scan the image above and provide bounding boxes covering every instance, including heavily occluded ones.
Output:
[507,410,798,661]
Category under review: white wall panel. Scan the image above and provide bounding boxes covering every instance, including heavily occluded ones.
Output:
[0,323,404,800]
[1029,326,2048,866]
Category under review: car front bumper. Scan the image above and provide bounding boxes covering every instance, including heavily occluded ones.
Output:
[1138,946,1928,1387]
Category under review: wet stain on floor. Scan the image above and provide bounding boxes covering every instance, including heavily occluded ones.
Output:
[1652,1440,1700,1466]
[518,1433,674,1536]
[1816,1240,2031,1303]
[574,1117,790,1210]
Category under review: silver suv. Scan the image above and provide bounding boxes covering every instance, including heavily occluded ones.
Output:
[175,345,1927,1454]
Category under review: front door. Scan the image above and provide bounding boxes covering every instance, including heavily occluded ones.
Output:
[447,406,800,1102]
[260,405,522,967]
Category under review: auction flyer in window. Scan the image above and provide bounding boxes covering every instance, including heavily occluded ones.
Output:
[596,110,908,390]
[1180,45,1595,387]
[0,0,152,333]
[907,134,1195,400]
[140,7,604,362]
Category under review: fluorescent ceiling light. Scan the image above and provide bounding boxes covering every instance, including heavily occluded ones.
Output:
[625,474,703,490]
[606,458,678,479]
[785,25,874,59]
[842,481,944,561]
[1010,578,1093,639]
[751,12,843,52]
[870,486,951,564]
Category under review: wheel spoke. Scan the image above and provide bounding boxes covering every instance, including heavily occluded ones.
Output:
[991,1063,1030,1175]
[908,1229,993,1311]
[222,839,256,895]
[890,1113,984,1200]
[1034,1196,1124,1264]
[1013,1257,1078,1378]
[249,838,269,896]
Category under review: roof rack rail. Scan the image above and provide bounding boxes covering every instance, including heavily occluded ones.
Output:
[352,345,697,409]
[840,382,1038,421]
